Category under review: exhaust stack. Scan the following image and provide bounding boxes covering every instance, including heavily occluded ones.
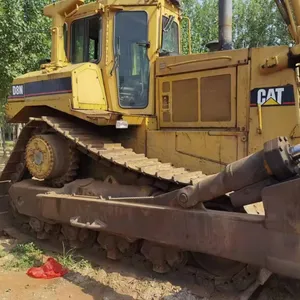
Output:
[219,0,233,50]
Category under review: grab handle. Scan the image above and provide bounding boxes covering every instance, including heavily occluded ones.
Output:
[257,104,263,134]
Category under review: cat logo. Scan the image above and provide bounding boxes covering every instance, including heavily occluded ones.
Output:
[250,84,295,107]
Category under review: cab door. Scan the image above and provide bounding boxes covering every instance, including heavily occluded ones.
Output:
[114,11,150,109]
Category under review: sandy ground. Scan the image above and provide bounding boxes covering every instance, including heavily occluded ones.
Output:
[0,234,203,300]
[0,272,201,300]
[0,232,298,300]
[0,271,182,300]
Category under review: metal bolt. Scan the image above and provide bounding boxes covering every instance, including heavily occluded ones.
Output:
[17,196,24,205]
[179,193,188,204]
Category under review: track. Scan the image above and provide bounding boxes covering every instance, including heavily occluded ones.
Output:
[0,116,269,298]
[1,116,210,186]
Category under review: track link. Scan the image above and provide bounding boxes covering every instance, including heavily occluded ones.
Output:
[1,116,208,187]
[0,116,264,297]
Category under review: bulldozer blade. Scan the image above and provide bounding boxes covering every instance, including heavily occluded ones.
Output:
[8,177,300,280]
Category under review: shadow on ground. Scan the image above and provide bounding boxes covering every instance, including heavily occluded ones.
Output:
[64,270,135,300]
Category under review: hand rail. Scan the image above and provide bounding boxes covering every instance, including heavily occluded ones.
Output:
[166,56,232,69]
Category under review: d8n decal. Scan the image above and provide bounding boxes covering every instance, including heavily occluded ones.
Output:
[12,85,24,97]
[250,84,295,107]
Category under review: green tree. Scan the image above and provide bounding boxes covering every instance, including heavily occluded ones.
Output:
[0,0,51,124]
[181,0,293,54]
[233,0,292,48]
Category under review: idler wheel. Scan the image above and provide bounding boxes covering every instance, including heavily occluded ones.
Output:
[25,134,79,187]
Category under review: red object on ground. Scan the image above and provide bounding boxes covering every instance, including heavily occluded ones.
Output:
[27,257,68,279]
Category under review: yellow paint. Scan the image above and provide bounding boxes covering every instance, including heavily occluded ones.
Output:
[8,0,181,121]
[257,104,263,134]
[72,64,107,110]
[26,136,55,179]
[264,98,279,105]
[248,46,300,153]
[147,130,239,174]
[44,0,84,68]
[157,66,237,128]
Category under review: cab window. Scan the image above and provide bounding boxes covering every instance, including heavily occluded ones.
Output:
[115,11,150,108]
[162,16,179,54]
[71,16,102,64]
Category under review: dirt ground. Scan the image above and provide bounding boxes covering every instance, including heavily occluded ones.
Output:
[0,155,300,300]
[0,228,299,300]
[0,233,205,300]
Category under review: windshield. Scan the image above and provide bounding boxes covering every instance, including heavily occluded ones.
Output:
[115,11,150,108]
[71,15,102,64]
[162,16,179,53]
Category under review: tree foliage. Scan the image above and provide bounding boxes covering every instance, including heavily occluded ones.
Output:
[181,0,292,54]
[0,0,51,124]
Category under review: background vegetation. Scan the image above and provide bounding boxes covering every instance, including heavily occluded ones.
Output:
[0,0,293,127]
[181,0,292,54]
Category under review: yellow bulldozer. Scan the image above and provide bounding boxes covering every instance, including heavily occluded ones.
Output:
[2,0,300,295]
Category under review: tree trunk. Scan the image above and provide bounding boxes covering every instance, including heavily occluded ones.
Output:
[0,128,6,157]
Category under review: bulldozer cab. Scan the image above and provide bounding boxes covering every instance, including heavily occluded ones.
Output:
[45,0,181,114]
[6,0,182,122]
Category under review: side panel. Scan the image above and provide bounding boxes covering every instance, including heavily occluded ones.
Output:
[147,130,239,174]
[153,50,251,172]
[248,46,300,154]
[158,67,237,128]
[72,63,107,110]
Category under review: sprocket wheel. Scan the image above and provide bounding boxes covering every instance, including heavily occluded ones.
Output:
[25,133,79,187]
